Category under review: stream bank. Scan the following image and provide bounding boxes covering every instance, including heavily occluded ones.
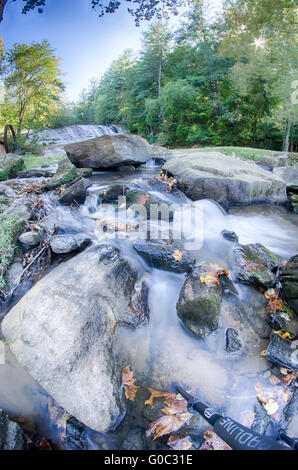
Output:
[0,140,297,450]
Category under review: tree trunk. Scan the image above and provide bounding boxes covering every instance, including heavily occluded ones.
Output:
[158,53,162,99]
[284,118,292,153]
[0,0,8,22]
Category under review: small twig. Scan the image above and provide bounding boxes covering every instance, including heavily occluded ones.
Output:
[5,244,48,300]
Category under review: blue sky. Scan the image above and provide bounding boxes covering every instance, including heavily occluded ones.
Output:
[0,0,223,102]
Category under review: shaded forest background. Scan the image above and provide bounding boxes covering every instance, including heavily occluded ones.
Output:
[0,0,297,151]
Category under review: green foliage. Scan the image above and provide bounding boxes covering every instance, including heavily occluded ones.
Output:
[0,40,64,136]
[0,212,24,288]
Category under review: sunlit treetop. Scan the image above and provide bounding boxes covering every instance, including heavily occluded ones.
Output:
[11,0,190,25]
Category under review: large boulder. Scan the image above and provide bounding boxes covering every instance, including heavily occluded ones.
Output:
[176,266,222,339]
[133,241,195,273]
[59,177,90,204]
[1,244,149,432]
[162,152,287,207]
[233,243,279,288]
[273,166,298,194]
[0,154,24,181]
[64,134,155,169]
[258,154,289,170]
[45,158,78,190]
[280,255,298,315]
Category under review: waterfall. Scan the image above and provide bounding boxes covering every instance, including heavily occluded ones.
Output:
[28,124,126,156]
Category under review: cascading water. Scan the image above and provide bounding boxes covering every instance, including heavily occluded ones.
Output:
[28,124,126,157]
[0,161,298,449]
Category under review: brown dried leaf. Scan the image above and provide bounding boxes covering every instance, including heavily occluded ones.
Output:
[167,435,193,450]
[145,387,175,406]
[146,412,192,440]
[162,395,188,414]
[264,398,279,416]
[122,365,139,402]
[200,430,231,451]
[269,375,281,385]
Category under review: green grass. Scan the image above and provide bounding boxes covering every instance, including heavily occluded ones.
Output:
[23,154,65,170]
[175,146,298,164]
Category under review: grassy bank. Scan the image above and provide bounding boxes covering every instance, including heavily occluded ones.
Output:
[22,154,65,170]
[174,146,298,164]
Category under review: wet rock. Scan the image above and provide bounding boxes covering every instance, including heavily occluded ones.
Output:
[17,164,58,178]
[65,134,154,169]
[266,334,298,371]
[59,177,90,204]
[177,266,222,339]
[289,193,298,214]
[77,168,93,178]
[221,230,239,243]
[258,154,289,170]
[45,158,78,190]
[133,241,195,273]
[0,409,26,450]
[0,154,24,181]
[235,286,272,339]
[162,151,287,207]
[280,255,298,315]
[225,328,242,352]
[19,231,42,249]
[252,401,271,436]
[50,234,91,254]
[233,243,279,288]
[1,244,149,432]
[273,166,298,194]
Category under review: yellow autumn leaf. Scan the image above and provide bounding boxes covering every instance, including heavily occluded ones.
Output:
[264,399,279,416]
[200,273,220,286]
[173,249,183,262]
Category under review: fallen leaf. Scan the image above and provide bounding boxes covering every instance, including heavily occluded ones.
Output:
[200,273,220,286]
[269,375,281,385]
[283,372,296,386]
[146,412,192,440]
[173,249,183,262]
[145,387,174,406]
[264,398,279,416]
[200,430,231,450]
[122,365,139,402]
[162,395,188,414]
[167,435,193,450]
[139,194,150,206]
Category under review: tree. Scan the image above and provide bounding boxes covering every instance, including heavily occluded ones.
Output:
[1,0,189,25]
[0,40,64,135]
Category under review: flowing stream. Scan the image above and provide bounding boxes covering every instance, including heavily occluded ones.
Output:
[0,162,298,449]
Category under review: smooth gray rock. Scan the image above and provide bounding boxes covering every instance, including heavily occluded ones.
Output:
[50,234,91,254]
[258,154,289,169]
[19,231,41,249]
[1,244,149,432]
[133,241,195,273]
[65,134,155,169]
[0,409,26,450]
[273,166,298,193]
[163,152,287,207]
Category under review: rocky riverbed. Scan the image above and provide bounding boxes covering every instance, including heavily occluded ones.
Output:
[0,133,297,450]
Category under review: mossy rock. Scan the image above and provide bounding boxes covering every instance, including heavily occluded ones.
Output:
[45,159,78,190]
[280,255,298,315]
[234,243,279,288]
[0,154,24,181]
[177,266,222,339]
